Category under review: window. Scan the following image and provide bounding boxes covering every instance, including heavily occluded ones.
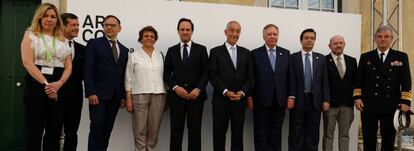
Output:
[270,0,299,9]
[269,0,338,12]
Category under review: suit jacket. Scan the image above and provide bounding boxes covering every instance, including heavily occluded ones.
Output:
[84,36,128,101]
[251,45,290,108]
[326,53,357,107]
[288,51,330,110]
[354,49,411,113]
[209,43,253,105]
[61,41,86,99]
[163,42,209,101]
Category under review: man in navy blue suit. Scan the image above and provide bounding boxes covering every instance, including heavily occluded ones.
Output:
[249,24,290,151]
[287,28,330,151]
[83,15,128,151]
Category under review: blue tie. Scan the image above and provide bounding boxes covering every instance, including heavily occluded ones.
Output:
[231,46,237,68]
[183,43,189,64]
[269,48,276,72]
[304,52,312,92]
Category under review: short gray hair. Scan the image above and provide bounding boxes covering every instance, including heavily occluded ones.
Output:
[226,20,240,29]
[375,25,393,38]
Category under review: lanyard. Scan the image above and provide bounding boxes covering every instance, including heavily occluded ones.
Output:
[40,33,56,63]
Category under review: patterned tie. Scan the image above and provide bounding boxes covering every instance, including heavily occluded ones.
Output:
[110,40,118,63]
[269,48,276,72]
[183,43,189,64]
[231,46,237,68]
[304,53,312,92]
[337,56,344,79]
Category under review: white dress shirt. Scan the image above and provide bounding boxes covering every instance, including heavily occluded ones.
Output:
[301,50,313,75]
[106,36,120,58]
[125,48,166,94]
[377,48,389,62]
[180,41,192,59]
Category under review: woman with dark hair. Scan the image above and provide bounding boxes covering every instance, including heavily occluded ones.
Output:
[125,26,166,151]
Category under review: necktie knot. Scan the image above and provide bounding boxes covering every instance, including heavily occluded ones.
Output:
[305,52,310,57]
[183,43,188,47]
[110,40,116,45]
[380,52,385,56]
[337,56,341,60]
[68,40,73,48]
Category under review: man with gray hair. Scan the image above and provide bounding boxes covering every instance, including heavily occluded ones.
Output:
[323,35,357,151]
[354,26,412,151]
[209,20,253,151]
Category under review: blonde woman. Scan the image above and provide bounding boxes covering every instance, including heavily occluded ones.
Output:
[125,26,166,151]
[20,3,72,150]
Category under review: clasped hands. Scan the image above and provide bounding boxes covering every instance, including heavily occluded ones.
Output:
[175,86,200,101]
[44,80,63,101]
[225,91,244,101]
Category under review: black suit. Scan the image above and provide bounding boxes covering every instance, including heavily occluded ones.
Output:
[60,41,85,151]
[164,42,209,151]
[209,43,253,151]
[326,54,357,108]
[323,53,357,151]
[250,45,290,151]
[288,51,330,151]
[354,49,411,151]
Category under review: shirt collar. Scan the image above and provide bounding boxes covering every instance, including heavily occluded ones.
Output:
[225,42,237,50]
[265,45,277,51]
[180,41,192,48]
[301,50,313,57]
[377,48,389,56]
[105,35,117,43]
[330,52,344,60]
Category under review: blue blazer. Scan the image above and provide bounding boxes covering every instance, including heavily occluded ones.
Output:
[288,51,330,110]
[83,36,128,101]
[251,45,290,108]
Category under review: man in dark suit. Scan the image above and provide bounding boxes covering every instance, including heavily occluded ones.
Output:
[322,35,357,151]
[249,24,290,151]
[288,28,330,151]
[354,25,412,151]
[60,13,86,151]
[209,20,253,151]
[83,15,128,151]
[164,18,209,151]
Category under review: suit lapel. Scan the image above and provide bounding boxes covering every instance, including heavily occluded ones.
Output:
[259,46,274,73]
[222,44,236,70]
[312,53,319,79]
[275,48,285,73]
[188,43,196,64]
[296,52,304,79]
[343,55,351,79]
[327,54,341,79]
[103,38,117,64]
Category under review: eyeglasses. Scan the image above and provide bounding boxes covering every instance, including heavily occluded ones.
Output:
[103,23,119,28]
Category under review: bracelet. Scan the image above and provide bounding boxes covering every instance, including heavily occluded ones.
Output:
[43,80,50,86]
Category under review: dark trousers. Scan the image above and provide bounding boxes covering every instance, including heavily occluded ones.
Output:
[361,111,396,151]
[253,104,285,151]
[23,68,64,151]
[62,95,83,151]
[88,97,121,151]
[213,100,246,151]
[170,96,204,151]
[288,93,321,151]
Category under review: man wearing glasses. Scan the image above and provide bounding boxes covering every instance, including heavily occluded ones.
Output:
[84,15,129,151]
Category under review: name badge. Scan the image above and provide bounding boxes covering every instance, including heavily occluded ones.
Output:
[41,67,54,75]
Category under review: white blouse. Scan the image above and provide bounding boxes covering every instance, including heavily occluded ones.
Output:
[28,31,72,68]
[125,48,166,94]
